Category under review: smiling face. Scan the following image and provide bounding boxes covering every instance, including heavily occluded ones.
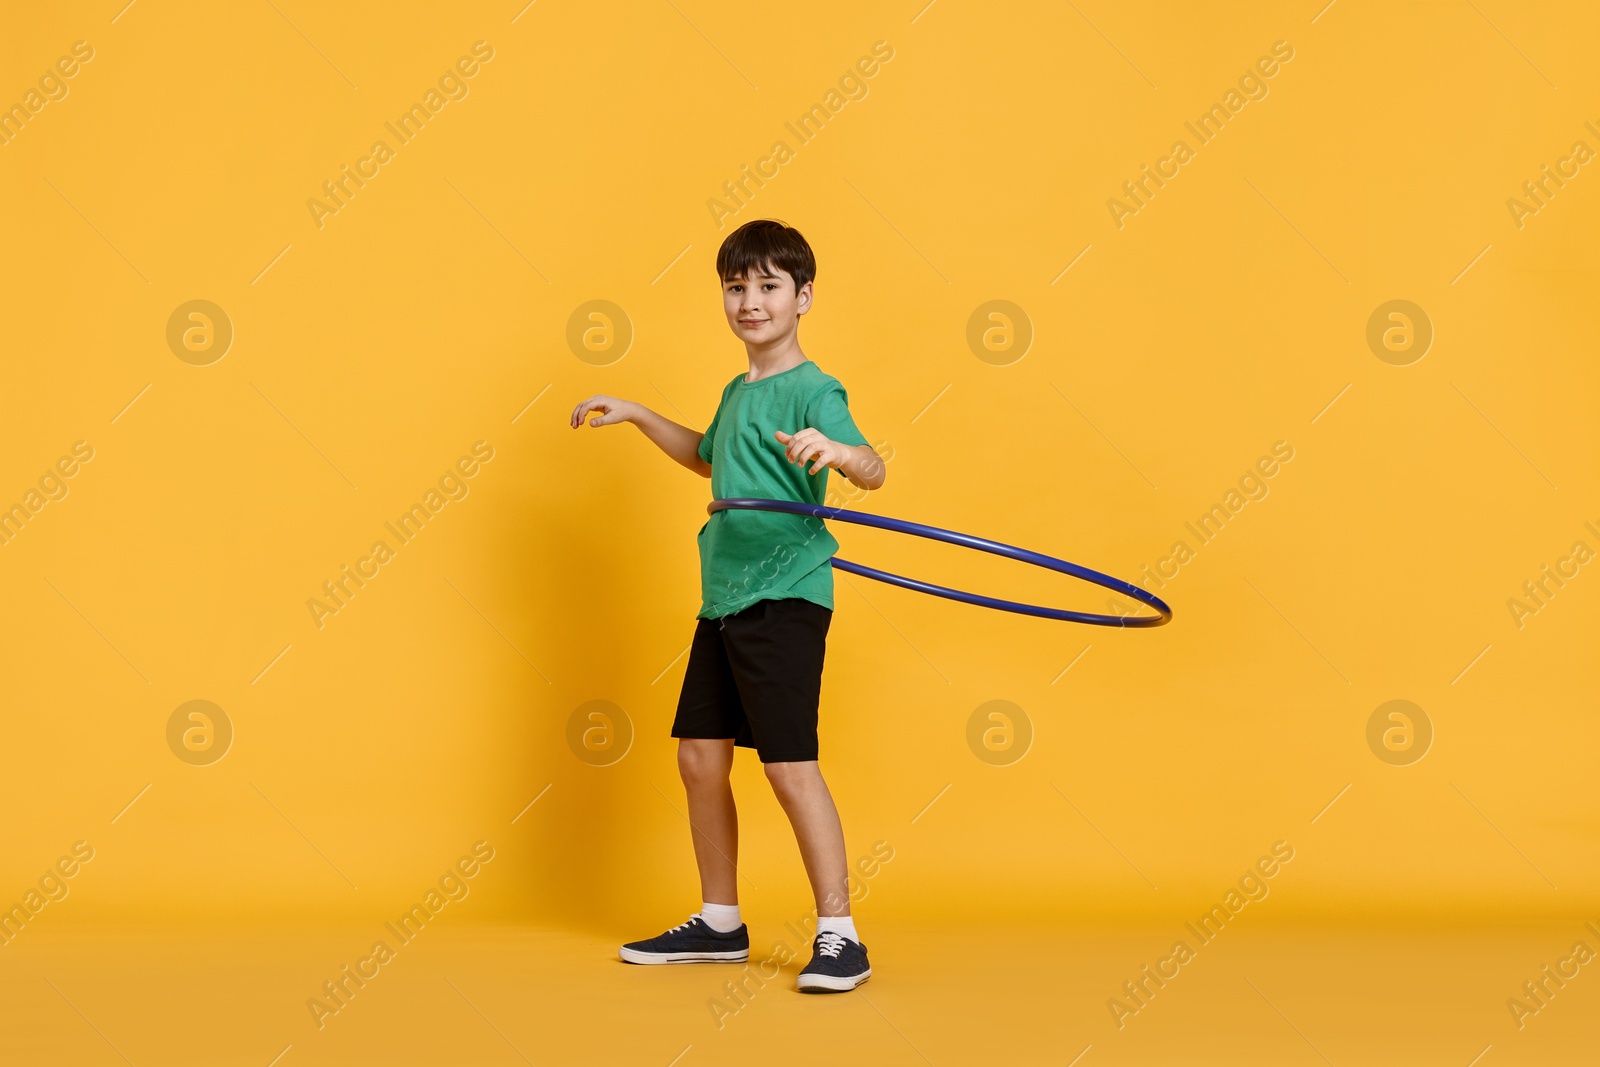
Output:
[722,263,812,348]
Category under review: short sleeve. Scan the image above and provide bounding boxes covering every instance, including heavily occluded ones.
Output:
[698,379,734,463]
[697,409,718,464]
[806,380,869,447]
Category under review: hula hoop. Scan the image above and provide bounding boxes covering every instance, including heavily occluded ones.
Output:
[707,498,1172,628]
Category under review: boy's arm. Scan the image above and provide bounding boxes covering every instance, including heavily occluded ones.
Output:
[835,442,887,490]
[634,406,714,478]
[774,430,886,490]
[571,394,712,478]
[783,381,883,490]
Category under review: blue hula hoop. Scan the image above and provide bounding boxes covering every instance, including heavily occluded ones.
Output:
[707,498,1173,628]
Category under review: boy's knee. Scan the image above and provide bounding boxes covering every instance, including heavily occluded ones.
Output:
[677,739,730,785]
[762,760,813,797]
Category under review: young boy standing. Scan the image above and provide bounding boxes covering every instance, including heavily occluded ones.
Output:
[569,219,885,992]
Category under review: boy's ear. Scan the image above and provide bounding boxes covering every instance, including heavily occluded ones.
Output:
[796,280,813,316]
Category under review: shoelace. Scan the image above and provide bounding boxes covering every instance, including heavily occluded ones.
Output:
[816,931,847,958]
[666,915,701,935]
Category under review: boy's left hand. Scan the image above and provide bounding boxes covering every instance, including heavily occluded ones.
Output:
[775,428,848,474]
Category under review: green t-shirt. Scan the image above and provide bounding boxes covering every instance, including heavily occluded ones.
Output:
[695,360,870,619]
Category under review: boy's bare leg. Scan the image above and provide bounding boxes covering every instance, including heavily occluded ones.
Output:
[763,761,850,915]
[678,738,739,904]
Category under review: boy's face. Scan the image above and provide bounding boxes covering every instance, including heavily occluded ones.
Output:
[722,263,812,347]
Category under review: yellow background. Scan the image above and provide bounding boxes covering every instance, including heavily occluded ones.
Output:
[1,0,1597,1062]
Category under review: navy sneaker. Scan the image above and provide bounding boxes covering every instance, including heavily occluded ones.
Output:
[796,931,871,992]
[619,915,750,965]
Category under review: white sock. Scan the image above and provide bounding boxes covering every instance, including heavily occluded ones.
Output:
[816,915,858,944]
[698,901,742,932]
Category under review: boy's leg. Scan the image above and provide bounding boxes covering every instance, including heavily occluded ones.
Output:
[768,759,872,992]
[619,623,751,965]
[763,760,849,916]
[679,737,740,904]
[718,600,869,990]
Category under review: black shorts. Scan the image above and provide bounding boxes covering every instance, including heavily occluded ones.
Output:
[671,596,833,764]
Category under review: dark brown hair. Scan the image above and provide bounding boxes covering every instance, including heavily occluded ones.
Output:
[715,219,816,290]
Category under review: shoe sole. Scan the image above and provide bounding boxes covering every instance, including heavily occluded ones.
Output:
[796,968,871,993]
[619,946,750,965]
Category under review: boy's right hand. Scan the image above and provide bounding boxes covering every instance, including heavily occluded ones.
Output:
[570,394,638,429]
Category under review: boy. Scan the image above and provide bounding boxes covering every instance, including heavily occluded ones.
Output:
[569,219,885,992]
